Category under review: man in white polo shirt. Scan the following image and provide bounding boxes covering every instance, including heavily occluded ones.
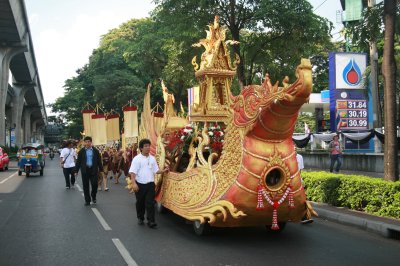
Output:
[60,140,77,189]
[129,138,168,228]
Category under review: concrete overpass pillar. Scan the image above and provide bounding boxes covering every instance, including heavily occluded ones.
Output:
[23,107,33,143]
[32,119,41,143]
[5,106,13,146]
[0,46,27,145]
[32,122,45,144]
[11,84,30,147]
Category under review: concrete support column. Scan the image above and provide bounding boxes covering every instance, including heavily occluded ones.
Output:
[0,45,27,145]
[35,124,45,144]
[11,84,30,147]
[31,119,42,143]
[5,107,12,146]
[23,107,33,143]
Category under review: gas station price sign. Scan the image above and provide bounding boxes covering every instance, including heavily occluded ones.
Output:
[336,100,368,129]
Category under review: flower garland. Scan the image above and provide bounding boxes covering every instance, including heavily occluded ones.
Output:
[166,123,225,155]
[207,123,224,154]
[256,182,295,230]
[167,124,194,152]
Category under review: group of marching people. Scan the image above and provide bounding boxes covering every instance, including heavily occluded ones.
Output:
[60,139,138,192]
[98,144,138,191]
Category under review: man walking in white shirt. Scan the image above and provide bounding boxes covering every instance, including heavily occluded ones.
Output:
[129,139,169,228]
[60,140,77,189]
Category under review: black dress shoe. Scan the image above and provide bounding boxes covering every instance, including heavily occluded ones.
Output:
[84,202,90,206]
[147,222,157,228]
[137,219,144,225]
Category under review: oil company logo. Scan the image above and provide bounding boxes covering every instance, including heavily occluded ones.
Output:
[342,59,362,86]
[334,53,366,90]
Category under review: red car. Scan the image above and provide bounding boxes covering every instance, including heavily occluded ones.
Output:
[0,148,10,171]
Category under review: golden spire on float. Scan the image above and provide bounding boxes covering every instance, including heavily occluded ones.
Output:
[161,79,176,118]
[191,15,240,123]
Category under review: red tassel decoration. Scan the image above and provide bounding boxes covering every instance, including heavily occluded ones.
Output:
[256,183,265,210]
[271,206,279,230]
[288,185,295,209]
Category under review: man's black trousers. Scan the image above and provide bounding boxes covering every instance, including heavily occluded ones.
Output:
[81,168,98,203]
[135,182,155,223]
[63,167,75,188]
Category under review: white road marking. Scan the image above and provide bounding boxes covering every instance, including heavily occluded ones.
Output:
[112,238,138,266]
[91,208,112,231]
[75,184,83,191]
[0,172,18,184]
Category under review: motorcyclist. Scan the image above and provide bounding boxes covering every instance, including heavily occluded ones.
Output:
[49,149,55,160]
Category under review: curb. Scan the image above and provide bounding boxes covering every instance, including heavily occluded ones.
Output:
[311,203,400,240]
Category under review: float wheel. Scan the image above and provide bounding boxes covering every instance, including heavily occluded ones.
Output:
[193,220,210,236]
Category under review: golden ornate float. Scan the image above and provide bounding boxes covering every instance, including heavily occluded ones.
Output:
[139,16,313,234]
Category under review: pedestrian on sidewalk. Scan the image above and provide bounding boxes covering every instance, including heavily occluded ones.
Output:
[295,146,314,224]
[60,140,77,189]
[75,136,103,206]
[329,134,343,173]
[129,138,169,228]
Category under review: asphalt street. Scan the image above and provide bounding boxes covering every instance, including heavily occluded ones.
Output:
[0,155,399,266]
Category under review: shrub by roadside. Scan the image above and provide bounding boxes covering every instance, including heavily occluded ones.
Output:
[302,171,400,219]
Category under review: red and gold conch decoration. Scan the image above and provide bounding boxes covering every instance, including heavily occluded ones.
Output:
[138,16,314,231]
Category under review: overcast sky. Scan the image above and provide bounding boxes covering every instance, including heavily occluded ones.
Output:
[24,0,344,114]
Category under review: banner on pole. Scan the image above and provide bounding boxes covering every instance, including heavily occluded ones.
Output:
[123,106,138,145]
[91,114,107,146]
[82,109,95,137]
[106,113,120,142]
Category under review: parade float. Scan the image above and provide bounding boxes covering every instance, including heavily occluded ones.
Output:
[139,17,314,235]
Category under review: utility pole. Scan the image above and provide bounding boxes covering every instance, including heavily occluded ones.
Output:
[368,0,383,154]
[368,0,382,129]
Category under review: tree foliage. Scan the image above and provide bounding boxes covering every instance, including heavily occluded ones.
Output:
[153,0,334,90]
[346,2,400,125]
[51,1,335,137]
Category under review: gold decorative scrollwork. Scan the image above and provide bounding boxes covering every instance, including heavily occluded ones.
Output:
[192,56,199,71]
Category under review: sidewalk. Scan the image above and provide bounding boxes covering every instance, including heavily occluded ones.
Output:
[312,202,400,240]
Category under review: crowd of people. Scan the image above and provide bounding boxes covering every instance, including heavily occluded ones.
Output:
[59,140,138,191]
[59,137,166,229]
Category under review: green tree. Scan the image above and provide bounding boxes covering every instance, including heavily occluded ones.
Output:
[345,1,399,181]
[382,0,398,181]
[51,19,162,137]
[346,2,400,126]
[153,0,333,88]
[53,2,336,137]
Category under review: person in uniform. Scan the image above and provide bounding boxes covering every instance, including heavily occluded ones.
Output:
[99,147,111,191]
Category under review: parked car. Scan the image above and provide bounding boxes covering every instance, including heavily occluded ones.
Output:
[0,147,10,171]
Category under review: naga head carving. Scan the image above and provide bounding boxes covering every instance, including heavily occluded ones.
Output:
[231,59,312,140]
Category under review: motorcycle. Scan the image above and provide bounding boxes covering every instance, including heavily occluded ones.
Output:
[49,152,55,160]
